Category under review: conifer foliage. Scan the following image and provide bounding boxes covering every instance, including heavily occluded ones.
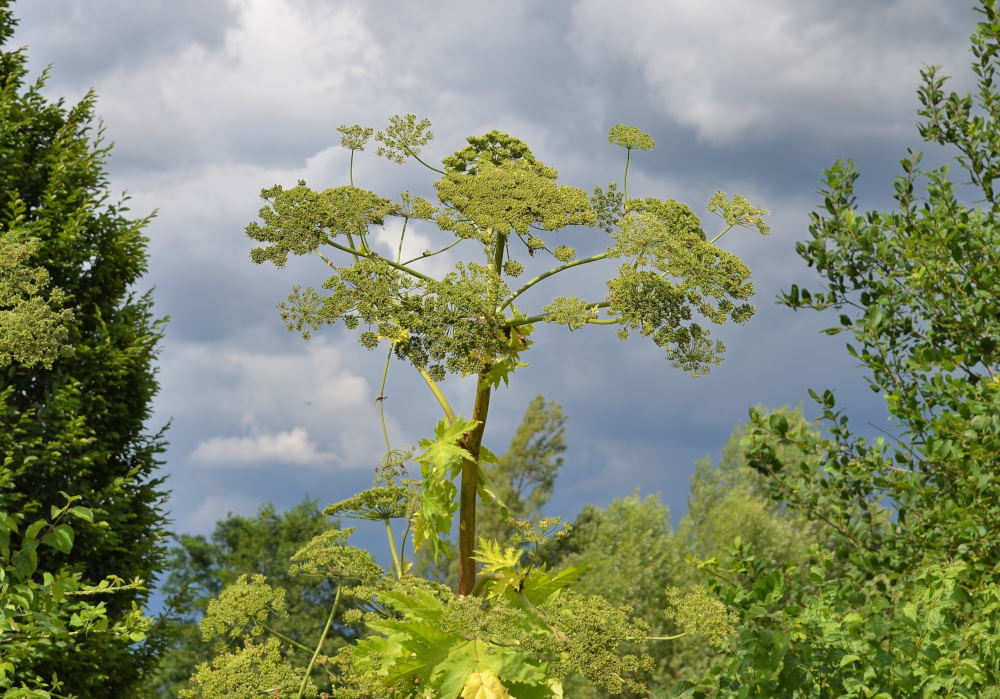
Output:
[0,1,168,693]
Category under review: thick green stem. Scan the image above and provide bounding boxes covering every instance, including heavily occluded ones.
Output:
[492,231,505,269]
[499,252,610,311]
[349,149,355,187]
[399,519,412,572]
[455,230,506,596]
[708,223,736,245]
[415,364,457,422]
[623,147,632,204]
[384,518,403,578]
[458,373,492,595]
[377,348,393,453]
[295,585,342,698]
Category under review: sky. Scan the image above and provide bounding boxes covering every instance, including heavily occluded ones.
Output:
[9,1,980,553]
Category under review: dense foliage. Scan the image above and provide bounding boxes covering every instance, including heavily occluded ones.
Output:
[0,2,168,693]
[678,4,1000,696]
[140,501,349,698]
[537,407,824,697]
[1,201,150,698]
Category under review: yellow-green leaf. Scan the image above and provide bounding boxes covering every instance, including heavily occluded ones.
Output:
[461,670,513,699]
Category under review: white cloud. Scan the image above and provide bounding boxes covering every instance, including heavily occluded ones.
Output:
[570,0,971,145]
[191,426,332,466]
[157,338,395,471]
[85,0,389,168]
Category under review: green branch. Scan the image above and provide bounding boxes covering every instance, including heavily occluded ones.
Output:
[314,249,339,269]
[385,518,403,578]
[708,223,736,245]
[396,217,408,263]
[623,147,632,204]
[402,237,463,265]
[324,238,438,284]
[262,623,318,656]
[415,364,456,422]
[295,585,342,698]
[499,252,611,311]
[506,301,611,327]
[377,348,393,453]
[403,144,445,174]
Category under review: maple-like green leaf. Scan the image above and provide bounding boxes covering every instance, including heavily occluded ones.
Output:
[417,416,478,474]
[433,639,549,698]
[461,669,513,699]
[474,539,522,577]
[411,469,458,560]
[518,565,586,606]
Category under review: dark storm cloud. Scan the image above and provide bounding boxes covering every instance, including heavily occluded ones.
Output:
[12,0,237,84]
[569,0,975,146]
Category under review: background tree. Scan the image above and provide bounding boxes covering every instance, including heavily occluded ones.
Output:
[681,4,1000,694]
[536,406,824,697]
[0,154,150,697]
[141,501,353,698]
[676,405,825,570]
[0,1,169,693]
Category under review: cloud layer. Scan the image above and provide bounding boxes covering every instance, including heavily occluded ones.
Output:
[8,0,981,540]
[191,427,332,466]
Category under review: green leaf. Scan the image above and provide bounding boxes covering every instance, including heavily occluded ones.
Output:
[461,670,513,698]
[417,416,478,475]
[42,523,75,554]
[68,506,94,523]
[23,519,47,542]
[839,653,861,667]
[11,544,38,579]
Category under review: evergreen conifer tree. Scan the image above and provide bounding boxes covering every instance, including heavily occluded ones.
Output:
[1,2,169,693]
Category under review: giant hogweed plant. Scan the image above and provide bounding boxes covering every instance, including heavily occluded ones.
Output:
[184,120,767,697]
